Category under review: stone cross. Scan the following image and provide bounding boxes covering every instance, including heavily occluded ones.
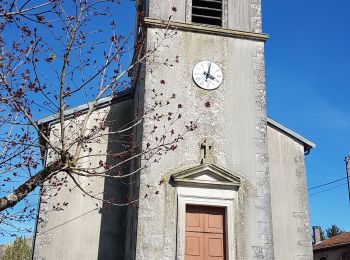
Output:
[200,139,214,164]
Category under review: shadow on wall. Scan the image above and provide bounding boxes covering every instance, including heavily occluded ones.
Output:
[97,99,134,260]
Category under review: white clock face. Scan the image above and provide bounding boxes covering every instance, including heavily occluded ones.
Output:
[192,61,223,90]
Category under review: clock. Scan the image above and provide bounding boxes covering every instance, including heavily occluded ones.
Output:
[192,61,223,90]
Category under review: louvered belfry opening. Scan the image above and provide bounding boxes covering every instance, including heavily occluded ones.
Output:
[192,0,223,27]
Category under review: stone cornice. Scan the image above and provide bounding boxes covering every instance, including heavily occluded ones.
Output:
[144,17,269,42]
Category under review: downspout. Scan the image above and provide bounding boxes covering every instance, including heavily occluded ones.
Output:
[304,145,311,156]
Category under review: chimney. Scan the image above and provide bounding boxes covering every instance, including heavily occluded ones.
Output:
[313,226,322,244]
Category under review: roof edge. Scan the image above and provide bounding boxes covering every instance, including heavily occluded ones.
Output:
[37,90,133,126]
[313,241,350,252]
[267,117,316,152]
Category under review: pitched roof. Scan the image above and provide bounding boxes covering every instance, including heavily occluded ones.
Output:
[313,232,350,251]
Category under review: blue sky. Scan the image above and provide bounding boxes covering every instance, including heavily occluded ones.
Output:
[264,0,350,232]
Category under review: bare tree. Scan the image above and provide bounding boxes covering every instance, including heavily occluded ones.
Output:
[0,0,195,237]
[3,236,31,260]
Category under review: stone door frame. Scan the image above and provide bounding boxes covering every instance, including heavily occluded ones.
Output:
[176,186,237,260]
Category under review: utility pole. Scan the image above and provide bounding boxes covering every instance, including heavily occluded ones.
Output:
[346,156,350,205]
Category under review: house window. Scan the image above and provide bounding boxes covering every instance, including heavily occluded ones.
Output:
[192,0,223,27]
[185,205,226,259]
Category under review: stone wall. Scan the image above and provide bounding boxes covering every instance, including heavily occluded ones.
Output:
[134,24,274,259]
[268,125,313,260]
[33,99,133,260]
[145,0,262,32]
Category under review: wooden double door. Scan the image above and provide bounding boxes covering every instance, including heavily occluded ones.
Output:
[185,205,226,260]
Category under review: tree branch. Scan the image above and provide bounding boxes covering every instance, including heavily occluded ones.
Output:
[0,163,62,211]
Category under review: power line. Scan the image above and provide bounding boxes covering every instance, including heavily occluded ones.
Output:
[308,177,348,191]
[309,183,348,196]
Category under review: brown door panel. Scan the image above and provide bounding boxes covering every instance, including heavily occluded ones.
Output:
[186,205,205,232]
[185,232,205,260]
[205,233,225,260]
[204,207,225,234]
[185,205,226,260]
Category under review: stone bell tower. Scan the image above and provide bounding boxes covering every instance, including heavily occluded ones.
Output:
[129,0,274,260]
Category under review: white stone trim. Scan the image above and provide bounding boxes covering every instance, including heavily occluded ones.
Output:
[172,163,241,188]
[176,186,237,260]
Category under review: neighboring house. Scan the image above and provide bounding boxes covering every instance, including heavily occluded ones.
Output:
[313,230,350,260]
[33,0,316,260]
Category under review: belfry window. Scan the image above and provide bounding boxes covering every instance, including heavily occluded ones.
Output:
[192,0,223,27]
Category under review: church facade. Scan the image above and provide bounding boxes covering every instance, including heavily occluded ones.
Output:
[33,0,315,259]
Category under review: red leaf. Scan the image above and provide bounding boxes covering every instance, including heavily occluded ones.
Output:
[36,15,45,22]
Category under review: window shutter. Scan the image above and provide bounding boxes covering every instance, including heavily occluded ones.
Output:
[192,0,223,27]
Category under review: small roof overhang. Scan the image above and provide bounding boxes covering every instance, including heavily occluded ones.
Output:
[267,117,316,155]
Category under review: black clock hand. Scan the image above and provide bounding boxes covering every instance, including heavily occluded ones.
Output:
[202,72,215,81]
[205,62,212,82]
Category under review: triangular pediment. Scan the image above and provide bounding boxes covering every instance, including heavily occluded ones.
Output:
[171,163,241,188]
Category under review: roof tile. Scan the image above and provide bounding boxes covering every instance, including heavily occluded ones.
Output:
[313,232,350,251]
